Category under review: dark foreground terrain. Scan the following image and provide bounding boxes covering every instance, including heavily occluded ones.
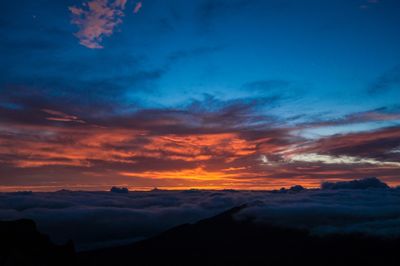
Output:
[0,219,75,266]
[1,205,399,266]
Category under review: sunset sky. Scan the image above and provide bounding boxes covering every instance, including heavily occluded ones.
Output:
[1,0,400,191]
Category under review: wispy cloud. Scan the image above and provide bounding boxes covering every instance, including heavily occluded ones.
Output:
[288,153,400,168]
[69,0,128,49]
[42,109,86,124]
[134,1,142,14]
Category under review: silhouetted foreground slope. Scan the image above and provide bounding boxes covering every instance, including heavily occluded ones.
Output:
[1,206,400,266]
[0,219,75,266]
[79,205,400,266]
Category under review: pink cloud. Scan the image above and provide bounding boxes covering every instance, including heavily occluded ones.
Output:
[134,2,142,14]
[69,0,128,49]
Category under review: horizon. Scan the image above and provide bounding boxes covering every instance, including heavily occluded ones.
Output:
[0,176,396,192]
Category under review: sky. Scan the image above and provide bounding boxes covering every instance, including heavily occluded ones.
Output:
[0,0,400,191]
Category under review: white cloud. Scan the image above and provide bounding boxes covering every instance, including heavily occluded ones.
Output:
[288,153,400,168]
[391,147,400,154]
[259,155,269,164]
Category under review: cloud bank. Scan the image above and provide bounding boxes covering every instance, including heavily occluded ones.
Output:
[1,179,400,250]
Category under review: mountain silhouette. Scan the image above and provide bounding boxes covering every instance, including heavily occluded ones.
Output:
[0,219,75,266]
[1,203,399,266]
[79,204,400,266]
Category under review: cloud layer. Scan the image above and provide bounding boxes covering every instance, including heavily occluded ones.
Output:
[237,187,400,238]
[1,182,400,250]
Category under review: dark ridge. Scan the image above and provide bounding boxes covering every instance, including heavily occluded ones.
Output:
[0,219,76,266]
[78,204,400,266]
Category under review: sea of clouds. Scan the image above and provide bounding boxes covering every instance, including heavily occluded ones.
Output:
[1,178,400,250]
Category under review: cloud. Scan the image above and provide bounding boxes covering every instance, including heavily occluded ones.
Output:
[292,126,400,163]
[42,109,86,124]
[1,182,400,251]
[0,95,282,188]
[0,52,165,115]
[1,77,400,191]
[134,2,142,14]
[321,177,389,190]
[305,109,400,127]
[69,0,128,49]
[287,153,400,168]
[1,95,400,190]
[236,185,400,237]
[0,190,246,250]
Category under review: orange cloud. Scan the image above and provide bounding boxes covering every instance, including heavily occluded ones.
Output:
[1,104,400,190]
[120,167,239,181]
[141,133,256,162]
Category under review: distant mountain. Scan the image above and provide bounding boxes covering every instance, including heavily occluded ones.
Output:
[0,219,75,266]
[79,204,400,266]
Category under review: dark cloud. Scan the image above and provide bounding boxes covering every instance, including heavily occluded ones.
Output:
[299,108,400,129]
[321,177,389,190]
[0,57,165,116]
[299,126,400,162]
[0,43,224,117]
[81,94,281,133]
